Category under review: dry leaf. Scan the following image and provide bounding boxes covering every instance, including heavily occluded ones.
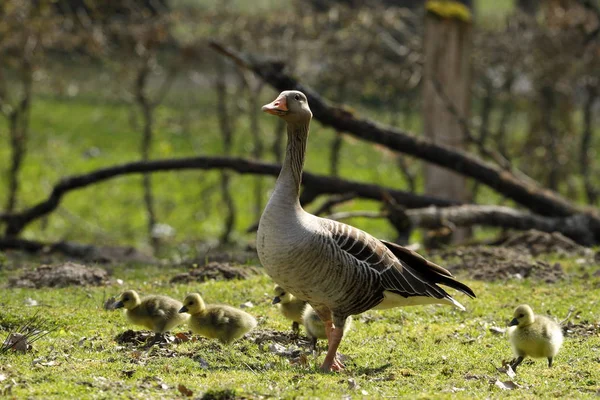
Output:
[174,332,192,343]
[494,379,521,390]
[24,298,38,307]
[489,326,506,335]
[178,383,193,397]
[122,369,135,378]
[289,353,309,367]
[33,358,58,367]
[240,301,254,309]
[4,333,30,352]
[495,360,516,378]
[268,343,286,354]
[347,378,359,390]
[0,374,6,382]
[195,357,209,369]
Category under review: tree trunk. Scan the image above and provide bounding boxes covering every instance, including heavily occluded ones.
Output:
[423,1,473,241]
[580,81,599,205]
[215,58,236,244]
[134,57,158,251]
[4,59,33,214]
[517,0,540,15]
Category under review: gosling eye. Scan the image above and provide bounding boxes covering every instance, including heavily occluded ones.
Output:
[294,94,300,101]
[123,297,129,301]
[518,313,524,318]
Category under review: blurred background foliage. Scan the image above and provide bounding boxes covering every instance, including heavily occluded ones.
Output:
[0,0,598,256]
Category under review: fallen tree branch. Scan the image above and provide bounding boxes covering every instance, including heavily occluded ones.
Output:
[0,236,157,264]
[327,205,597,246]
[0,156,459,236]
[209,41,596,224]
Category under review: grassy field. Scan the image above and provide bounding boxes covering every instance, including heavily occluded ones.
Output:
[0,252,598,399]
[1,1,598,397]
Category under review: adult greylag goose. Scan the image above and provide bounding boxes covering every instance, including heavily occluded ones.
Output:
[507,304,563,372]
[256,90,476,372]
[114,290,188,346]
[272,284,307,333]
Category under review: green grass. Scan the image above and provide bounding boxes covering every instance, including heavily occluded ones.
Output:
[0,255,598,399]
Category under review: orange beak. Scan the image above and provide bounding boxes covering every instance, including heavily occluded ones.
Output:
[262,95,288,115]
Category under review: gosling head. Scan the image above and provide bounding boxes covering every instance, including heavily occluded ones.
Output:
[509,304,535,327]
[262,90,312,124]
[272,285,293,305]
[179,293,205,314]
[114,290,141,310]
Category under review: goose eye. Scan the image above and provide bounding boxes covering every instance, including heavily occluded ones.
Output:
[518,314,524,318]
[294,94,300,101]
[123,297,129,301]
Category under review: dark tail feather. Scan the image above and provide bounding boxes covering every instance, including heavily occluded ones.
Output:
[436,274,476,298]
[381,239,476,298]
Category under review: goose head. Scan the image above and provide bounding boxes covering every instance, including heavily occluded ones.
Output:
[179,293,206,314]
[509,304,535,327]
[262,90,312,124]
[272,285,293,305]
[114,290,141,310]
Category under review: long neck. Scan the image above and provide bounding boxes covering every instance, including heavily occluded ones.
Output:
[271,120,310,208]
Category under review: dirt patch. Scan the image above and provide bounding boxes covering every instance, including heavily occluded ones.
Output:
[495,230,593,257]
[8,262,110,288]
[170,262,261,284]
[437,246,566,283]
[563,321,600,337]
[245,328,298,346]
[246,328,315,353]
[114,330,154,345]
[114,329,185,346]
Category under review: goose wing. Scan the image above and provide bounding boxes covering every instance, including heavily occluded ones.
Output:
[324,219,475,300]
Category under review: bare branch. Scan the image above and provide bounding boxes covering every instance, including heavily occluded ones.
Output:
[0,156,458,237]
[329,205,597,246]
[208,41,595,224]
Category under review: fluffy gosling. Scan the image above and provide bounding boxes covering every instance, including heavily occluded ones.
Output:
[507,304,564,372]
[302,304,352,351]
[114,290,188,346]
[272,285,307,333]
[179,293,257,344]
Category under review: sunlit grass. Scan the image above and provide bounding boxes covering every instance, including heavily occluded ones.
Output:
[0,256,598,398]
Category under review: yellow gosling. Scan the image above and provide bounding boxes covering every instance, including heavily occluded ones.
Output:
[272,285,307,333]
[508,304,564,372]
[302,304,352,351]
[179,293,257,344]
[114,289,188,346]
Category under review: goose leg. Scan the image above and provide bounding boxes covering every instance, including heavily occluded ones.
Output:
[311,307,344,371]
[146,332,163,348]
[320,322,345,372]
[292,321,299,334]
[310,336,318,352]
[547,357,553,368]
[511,356,524,372]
